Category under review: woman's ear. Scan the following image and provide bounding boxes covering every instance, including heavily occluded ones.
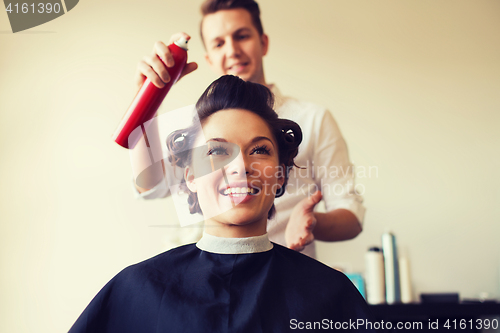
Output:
[277,163,286,188]
[184,166,197,193]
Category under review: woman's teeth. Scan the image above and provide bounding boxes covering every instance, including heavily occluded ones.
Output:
[223,187,257,196]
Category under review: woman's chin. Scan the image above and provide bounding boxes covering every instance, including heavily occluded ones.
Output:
[221,212,256,225]
[213,209,265,228]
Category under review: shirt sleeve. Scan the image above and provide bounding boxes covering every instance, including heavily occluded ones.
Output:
[313,110,366,226]
[132,176,170,200]
[131,104,196,201]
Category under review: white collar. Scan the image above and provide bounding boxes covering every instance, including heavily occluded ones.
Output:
[267,83,286,110]
[196,232,273,254]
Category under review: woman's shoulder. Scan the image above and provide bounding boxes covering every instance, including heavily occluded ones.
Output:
[269,243,370,321]
[271,243,352,284]
[116,243,199,282]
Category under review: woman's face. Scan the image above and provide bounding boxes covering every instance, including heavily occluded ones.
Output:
[185,109,284,237]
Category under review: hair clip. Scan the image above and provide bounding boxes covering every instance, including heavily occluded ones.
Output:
[282,128,295,143]
[174,133,187,143]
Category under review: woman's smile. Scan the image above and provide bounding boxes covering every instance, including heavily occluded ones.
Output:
[219,181,261,205]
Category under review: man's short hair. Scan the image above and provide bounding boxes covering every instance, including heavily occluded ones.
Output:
[200,0,264,46]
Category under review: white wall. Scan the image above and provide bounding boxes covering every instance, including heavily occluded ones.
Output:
[0,0,499,332]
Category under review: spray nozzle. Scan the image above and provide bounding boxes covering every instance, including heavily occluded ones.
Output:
[174,37,189,51]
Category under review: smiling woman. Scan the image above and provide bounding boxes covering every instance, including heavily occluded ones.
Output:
[68,75,373,333]
[166,75,301,237]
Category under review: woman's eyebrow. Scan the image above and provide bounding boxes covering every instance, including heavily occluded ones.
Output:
[206,138,227,143]
[206,137,275,147]
[250,136,275,147]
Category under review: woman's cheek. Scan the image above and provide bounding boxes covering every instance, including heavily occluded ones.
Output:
[196,171,222,199]
[250,161,262,178]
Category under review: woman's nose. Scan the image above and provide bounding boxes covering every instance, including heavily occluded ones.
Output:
[226,153,248,176]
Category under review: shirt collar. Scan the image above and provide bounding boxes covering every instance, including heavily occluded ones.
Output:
[196,232,273,254]
[267,83,285,111]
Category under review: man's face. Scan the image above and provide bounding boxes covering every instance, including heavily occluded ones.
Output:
[202,8,269,85]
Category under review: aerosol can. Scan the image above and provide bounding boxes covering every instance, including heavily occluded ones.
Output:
[113,37,188,149]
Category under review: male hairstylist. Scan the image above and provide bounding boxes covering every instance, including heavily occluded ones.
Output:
[130,0,365,258]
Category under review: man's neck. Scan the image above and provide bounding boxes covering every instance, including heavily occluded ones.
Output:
[247,72,267,87]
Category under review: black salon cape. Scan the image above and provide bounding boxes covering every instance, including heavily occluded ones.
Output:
[69,243,373,333]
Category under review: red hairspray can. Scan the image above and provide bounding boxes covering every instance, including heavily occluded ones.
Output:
[113,37,189,149]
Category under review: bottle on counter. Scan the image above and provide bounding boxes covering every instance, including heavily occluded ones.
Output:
[365,246,386,304]
[399,255,413,303]
[382,231,401,304]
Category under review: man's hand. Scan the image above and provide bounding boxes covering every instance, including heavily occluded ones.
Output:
[135,32,198,89]
[285,191,323,252]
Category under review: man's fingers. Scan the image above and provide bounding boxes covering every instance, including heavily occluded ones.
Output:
[307,190,322,208]
[134,70,146,88]
[144,53,171,84]
[301,233,314,247]
[289,241,305,252]
[291,234,313,252]
[311,190,322,204]
[289,227,314,252]
[300,190,322,213]
[304,217,316,231]
[137,60,165,88]
[179,62,198,80]
[152,41,175,68]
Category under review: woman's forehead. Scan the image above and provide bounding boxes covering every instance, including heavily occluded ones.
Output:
[200,109,274,144]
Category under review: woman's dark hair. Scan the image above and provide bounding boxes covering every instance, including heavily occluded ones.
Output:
[167,75,302,219]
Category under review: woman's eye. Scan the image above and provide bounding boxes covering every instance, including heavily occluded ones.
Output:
[251,145,270,155]
[207,147,228,156]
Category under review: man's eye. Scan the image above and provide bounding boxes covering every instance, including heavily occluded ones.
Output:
[237,35,249,40]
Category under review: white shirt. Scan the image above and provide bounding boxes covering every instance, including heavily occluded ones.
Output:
[133,85,365,258]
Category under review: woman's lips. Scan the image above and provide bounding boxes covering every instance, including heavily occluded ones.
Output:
[221,186,258,196]
[219,185,260,205]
